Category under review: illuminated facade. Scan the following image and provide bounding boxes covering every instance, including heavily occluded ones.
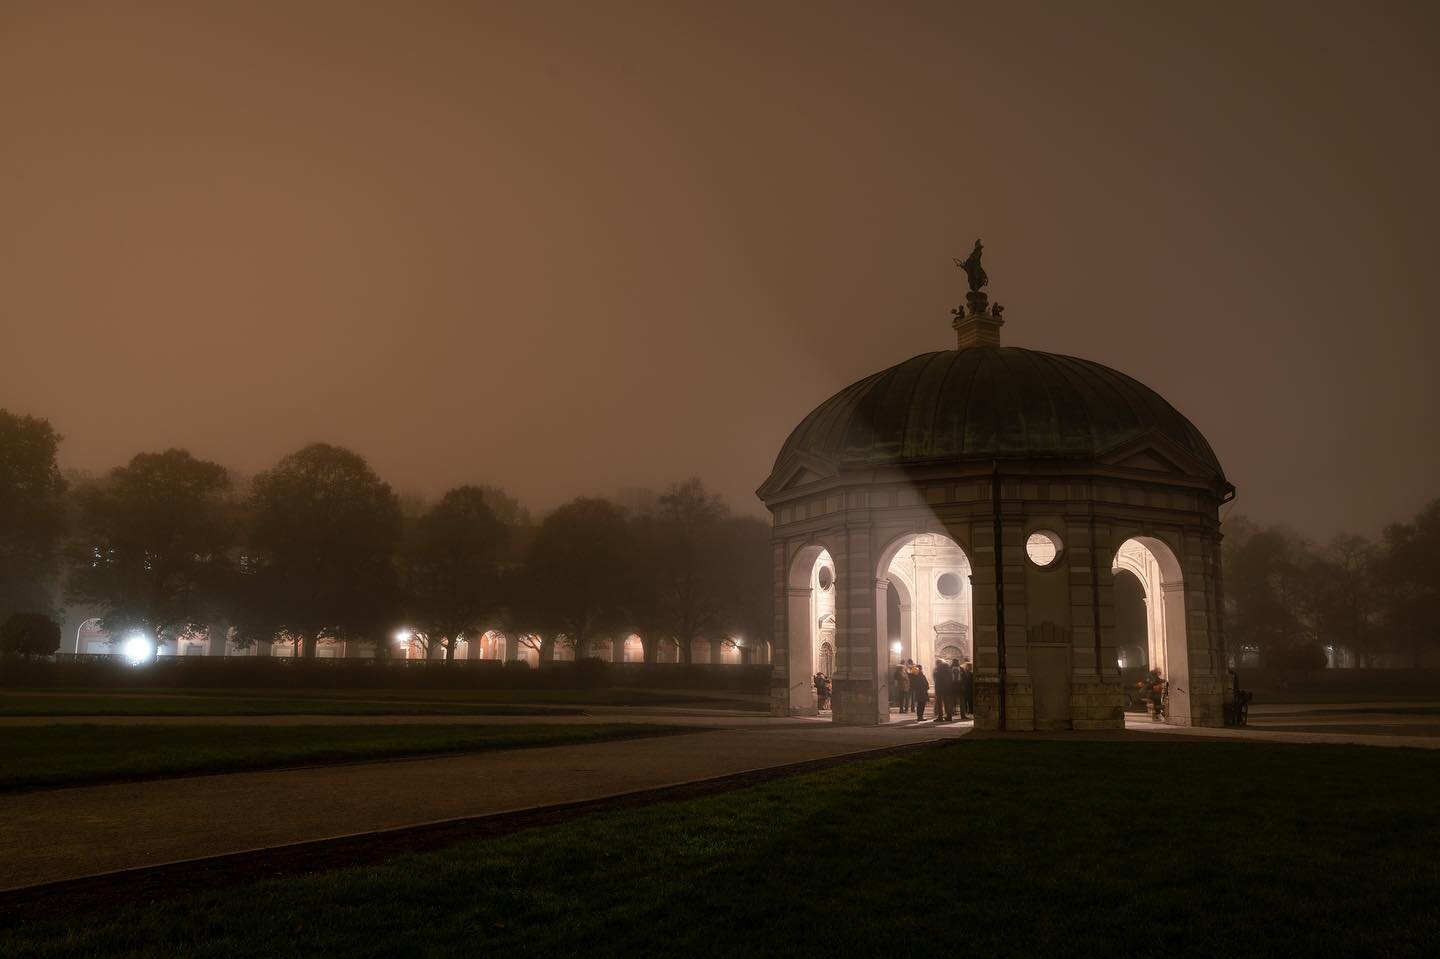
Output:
[63,617,762,666]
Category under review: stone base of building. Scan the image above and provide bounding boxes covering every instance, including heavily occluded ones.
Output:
[1186,678,1225,728]
[1069,680,1126,730]
[831,677,883,725]
[971,678,1127,731]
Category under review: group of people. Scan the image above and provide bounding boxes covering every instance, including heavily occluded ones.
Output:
[893,658,973,723]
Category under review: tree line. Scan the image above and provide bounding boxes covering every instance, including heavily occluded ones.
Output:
[0,409,770,662]
[6,406,1439,669]
[1224,505,1440,670]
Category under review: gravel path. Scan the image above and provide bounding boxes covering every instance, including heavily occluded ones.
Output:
[0,717,967,891]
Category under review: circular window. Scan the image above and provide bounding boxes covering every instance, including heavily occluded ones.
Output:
[936,572,962,598]
[817,566,834,590]
[1026,530,1063,568]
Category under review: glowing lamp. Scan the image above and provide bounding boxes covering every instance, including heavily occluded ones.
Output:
[123,632,154,665]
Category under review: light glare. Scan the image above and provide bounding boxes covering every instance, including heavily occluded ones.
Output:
[123,632,154,665]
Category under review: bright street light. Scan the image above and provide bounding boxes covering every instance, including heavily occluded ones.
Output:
[122,631,154,665]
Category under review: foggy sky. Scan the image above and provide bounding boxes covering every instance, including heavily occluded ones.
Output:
[3,1,1438,539]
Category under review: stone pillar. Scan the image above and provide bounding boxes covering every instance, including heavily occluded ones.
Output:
[998,509,1034,731]
[833,528,885,725]
[967,517,1003,730]
[785,586,817,716]
[1067,518,1123,730]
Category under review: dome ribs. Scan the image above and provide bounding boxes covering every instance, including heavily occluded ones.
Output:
[765,347,1227,484]
[909,351,959,460]
[840,361,911,463]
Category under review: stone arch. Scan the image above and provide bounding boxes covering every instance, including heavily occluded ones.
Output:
[76,618,108,655]
[874,530,974,716]
[476,630,507,661]
[784,541,838,717]
[1113,535,1192,724]
[622,634,644,663]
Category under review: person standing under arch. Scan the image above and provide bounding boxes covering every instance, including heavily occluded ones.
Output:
[933,660,953,722]
[911,663,930,721]
[958,661,974,721]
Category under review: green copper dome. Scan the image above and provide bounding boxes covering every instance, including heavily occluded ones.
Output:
[772,347,1227,482]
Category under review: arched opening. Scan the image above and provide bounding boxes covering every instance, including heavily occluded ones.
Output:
[76,618,109,655]
[622,634,644,663]
[656,637,681,663]
[588,637,614,662]
[1113,569,1148,673]
[1113,537,1192,725]
[784,544,835,718]
[551,637,575,662]
[875,532,973,722]
[476,630,507,661]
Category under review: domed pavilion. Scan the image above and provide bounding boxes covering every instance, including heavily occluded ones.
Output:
[757,244,1235,729]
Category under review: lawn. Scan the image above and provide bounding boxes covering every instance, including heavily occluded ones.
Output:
[0,687,761,717]
[0,723,688,790]
[4,739,1436,957]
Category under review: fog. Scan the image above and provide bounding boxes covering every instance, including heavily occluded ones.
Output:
[3,1,1438,535]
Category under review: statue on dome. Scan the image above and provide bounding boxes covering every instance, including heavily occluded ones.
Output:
[954,239,989,292]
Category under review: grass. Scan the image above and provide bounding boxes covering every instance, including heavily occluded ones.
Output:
[0,723,687,790]
[4,739,1436,957]
[0,687,761,717]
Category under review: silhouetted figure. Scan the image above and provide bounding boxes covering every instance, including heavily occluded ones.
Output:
[932,659,953,722]
[948,658,962,720]
[911,665,930,721]
[959,661,974,720]
[814,671,831,710]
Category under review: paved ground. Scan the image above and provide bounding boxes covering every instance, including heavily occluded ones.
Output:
[5,702,1435,894]
[0,706,776,727]
[0,717,968,892]
[1125,703,1440,748]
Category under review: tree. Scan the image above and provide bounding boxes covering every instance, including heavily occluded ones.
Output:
[0,410,67,621]
[472,484,531,530]
[714,514,773,662]
[65,449,233,644]
[238,444,402,658]
[631,479,729,663]
[402,486,507,660]
[1377,499,1440,668]
[1303,533,1379,667]
[522,498,632,662]
[0,611,61,659]
[1223,517,1316,670]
